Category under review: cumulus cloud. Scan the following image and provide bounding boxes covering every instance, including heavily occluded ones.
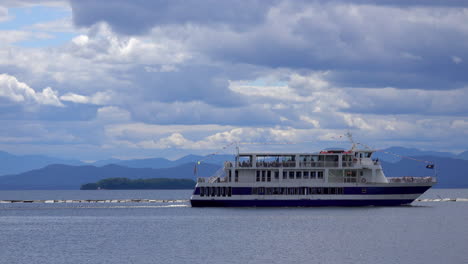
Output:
[96,106,131,122]
[27,17,75,33]
[0,73,118,108]
[104,123,232,144]
[0,6,11,22]
[130,100,281,126]
[451,120,468,130]
[0,74,63,106]
[0,30,53,46]
[101,119,468,154]
[108,127,305,150]
[137,133,192,149]
[299,116,320,128]
[60,90,114,105]
[70,1,468,90]
[71,34,89,46]
[231,72,468,116]
[68,24,190,65]
[452,56,463,64]
[1,1,468,158]
[232,3,465,89]
[144,65,178,73]
[346,87,468,115]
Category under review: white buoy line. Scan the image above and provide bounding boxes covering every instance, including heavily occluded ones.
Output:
[416,198,468,202]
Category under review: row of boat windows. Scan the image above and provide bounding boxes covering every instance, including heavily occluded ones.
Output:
[199,186,347,197]
[252,187,344,195]
[200,187,232,197]
[256,170,324,182]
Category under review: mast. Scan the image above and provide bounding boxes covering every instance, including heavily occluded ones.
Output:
[235,141,240,166]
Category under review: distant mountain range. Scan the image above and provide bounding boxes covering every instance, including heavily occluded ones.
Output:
[372,147,468,163]
[110,154,233,170]
[0,147,467,190]
[0,151,233,176]
[2,147,467,176]
[381,156,468,188]
[0,163,219,190]
[0,151,84,176]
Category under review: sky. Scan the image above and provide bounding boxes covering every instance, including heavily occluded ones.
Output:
[0,0,467,161]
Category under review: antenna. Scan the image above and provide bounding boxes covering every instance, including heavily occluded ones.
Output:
[345,131,357,151]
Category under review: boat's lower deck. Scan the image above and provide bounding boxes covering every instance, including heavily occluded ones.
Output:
[193,185,431,196]
[190,184,433,207]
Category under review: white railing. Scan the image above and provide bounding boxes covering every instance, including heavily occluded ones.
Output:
[196,176,228,183]
[234,161,351,168]
[387,177,436,183]
[209,176,228,183]
[197,167,227,184]
[209,176,219,183]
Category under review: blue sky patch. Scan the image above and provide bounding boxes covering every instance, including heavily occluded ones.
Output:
[17,32,77,48]
[0,5,75,47]
[0,6,70,30]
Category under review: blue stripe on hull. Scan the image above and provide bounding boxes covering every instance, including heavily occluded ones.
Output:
[190,199,415,207]
[344,186,430,195]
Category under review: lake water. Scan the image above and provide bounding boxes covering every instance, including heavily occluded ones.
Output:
[1,189,467,264]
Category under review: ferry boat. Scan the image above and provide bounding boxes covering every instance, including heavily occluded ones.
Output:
[190,144,436,207]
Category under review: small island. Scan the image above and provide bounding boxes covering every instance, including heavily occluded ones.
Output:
[80,177,196,190]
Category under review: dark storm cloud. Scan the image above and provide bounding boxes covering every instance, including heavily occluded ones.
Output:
[132,64,246,107]
[69,0,468,36]
[350,0,468,7]
[130,101,282,126]
[119,64,254,107]
[70,0,276,35]
[69,0,468,90]
[3,0,468,159]
[328,62,468,91]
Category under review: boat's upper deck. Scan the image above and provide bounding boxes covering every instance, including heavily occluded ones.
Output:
[195,148,436,185]
[227,149,377,169]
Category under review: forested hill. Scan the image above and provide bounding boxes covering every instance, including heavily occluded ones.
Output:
[0,163,218,190]
[81,178,196,190]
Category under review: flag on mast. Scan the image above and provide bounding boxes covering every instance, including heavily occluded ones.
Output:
[194,161,201,175]
[426,164,435,169]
